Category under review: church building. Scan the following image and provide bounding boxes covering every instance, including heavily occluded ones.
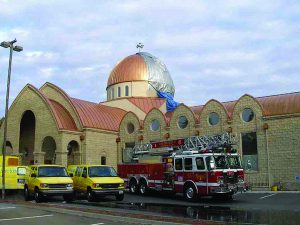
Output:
[1,52,300,190]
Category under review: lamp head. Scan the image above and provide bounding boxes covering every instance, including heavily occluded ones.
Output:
[13,45,23,52]
[0,41,10,48]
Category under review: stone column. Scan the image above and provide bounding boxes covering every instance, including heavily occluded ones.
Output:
[33,152,45,165]
[74,152,81,164]
[55,151,68,166]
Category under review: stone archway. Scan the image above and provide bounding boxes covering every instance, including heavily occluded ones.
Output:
[67,140,80,165]
[42,136,56,164]
[5,141,13,155]
[19,110,36,165]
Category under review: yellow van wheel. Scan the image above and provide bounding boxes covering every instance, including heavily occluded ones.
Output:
[87,188,96,202]
[116,193,124,201]
[34,188,44,203]
[24,186,32,201]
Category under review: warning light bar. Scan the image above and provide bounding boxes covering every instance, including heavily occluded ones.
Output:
[151,139,185,149]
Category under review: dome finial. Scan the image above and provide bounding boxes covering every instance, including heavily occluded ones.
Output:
[136,42,144,52]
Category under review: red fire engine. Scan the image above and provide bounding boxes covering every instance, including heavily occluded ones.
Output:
[118,133,247,201]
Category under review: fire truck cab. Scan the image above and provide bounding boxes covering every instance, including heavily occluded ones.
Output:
[172,151,244,201]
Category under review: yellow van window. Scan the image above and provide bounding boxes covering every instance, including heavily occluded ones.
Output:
[7,158,18,166]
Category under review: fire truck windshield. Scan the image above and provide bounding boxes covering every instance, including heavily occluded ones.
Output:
[227,155,242,169]
[214,156,228,169]
[213,155,242,169]
[88,166,118,177]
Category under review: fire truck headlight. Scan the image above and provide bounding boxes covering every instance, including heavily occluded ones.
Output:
[238,176,244,183]
[119,183,124,187]
[217,176,224,184]
[40,183,48,188]
[66,183,73,188]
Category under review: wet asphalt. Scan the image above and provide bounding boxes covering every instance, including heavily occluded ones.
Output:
[1,190,300,225]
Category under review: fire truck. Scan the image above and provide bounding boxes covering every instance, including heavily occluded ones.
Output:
[118,133,247,201]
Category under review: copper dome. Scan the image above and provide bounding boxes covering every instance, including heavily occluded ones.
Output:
[107,52,175,96]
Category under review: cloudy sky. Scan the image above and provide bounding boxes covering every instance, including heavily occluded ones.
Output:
[0,0,300,116]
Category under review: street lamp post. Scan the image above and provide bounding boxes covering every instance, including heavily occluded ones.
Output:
[1,39,23,200]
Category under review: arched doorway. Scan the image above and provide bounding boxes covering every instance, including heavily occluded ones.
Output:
[42,136,56,164]
[5,141,13,155]
[19,110,36,165]
[67,140,80,165]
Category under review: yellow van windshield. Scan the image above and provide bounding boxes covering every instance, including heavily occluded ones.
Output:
[88,166,118,177]
[38,166,68,177]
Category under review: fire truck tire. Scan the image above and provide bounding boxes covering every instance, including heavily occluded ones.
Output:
[139,180,148,195]
[184,185,197,202]
[34,188,44,203]
[129,180,138,194]
[24,186,32,201]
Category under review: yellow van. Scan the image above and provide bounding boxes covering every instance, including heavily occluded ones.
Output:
[24,165,74,203]
[0,155,27,190]
[70,165,125,202]
[66,165,77,176]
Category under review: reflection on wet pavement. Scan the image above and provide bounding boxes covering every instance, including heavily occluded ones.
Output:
[75,201,300,225]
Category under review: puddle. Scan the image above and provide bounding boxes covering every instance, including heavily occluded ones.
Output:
[76,201,300,225]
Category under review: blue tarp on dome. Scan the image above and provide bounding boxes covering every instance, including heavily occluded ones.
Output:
[157,91,179,112]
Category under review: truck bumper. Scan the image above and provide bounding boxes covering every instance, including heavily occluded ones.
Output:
[39,189,73,196]
[92,189,125,196]
[210,182,247,194]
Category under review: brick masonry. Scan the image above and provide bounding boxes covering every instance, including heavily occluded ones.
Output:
[0,84,299,190]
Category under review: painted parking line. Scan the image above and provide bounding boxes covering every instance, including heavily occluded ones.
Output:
[0,214,53,222]
[0,207,16,210]
[90,223,104,225]
[259,193,277,199]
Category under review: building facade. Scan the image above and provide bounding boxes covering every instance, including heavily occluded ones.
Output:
[1,52,300,190]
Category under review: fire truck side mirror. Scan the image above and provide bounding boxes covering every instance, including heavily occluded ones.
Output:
[209,162,215,170]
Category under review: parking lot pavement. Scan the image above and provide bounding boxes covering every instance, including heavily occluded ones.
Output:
[0,202,198,225]
[0,203,106,225]
[2,191,300,225]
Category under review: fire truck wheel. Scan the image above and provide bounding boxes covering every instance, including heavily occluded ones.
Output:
[129,180,138,194]
[24,186,32,201]
[184,185,197,202]
[34,188,44,203]
[139,180,148,195]
[116,193,124,201]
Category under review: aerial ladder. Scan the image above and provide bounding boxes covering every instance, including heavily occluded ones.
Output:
[126,132,238,160]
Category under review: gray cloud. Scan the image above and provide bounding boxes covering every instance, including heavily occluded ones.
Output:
[0,0,300,116]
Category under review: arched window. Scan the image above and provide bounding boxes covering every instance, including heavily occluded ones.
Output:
[111,88,115,99]
[125,86,129,96]
[118,87,121,97]
[101,156,106,165]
